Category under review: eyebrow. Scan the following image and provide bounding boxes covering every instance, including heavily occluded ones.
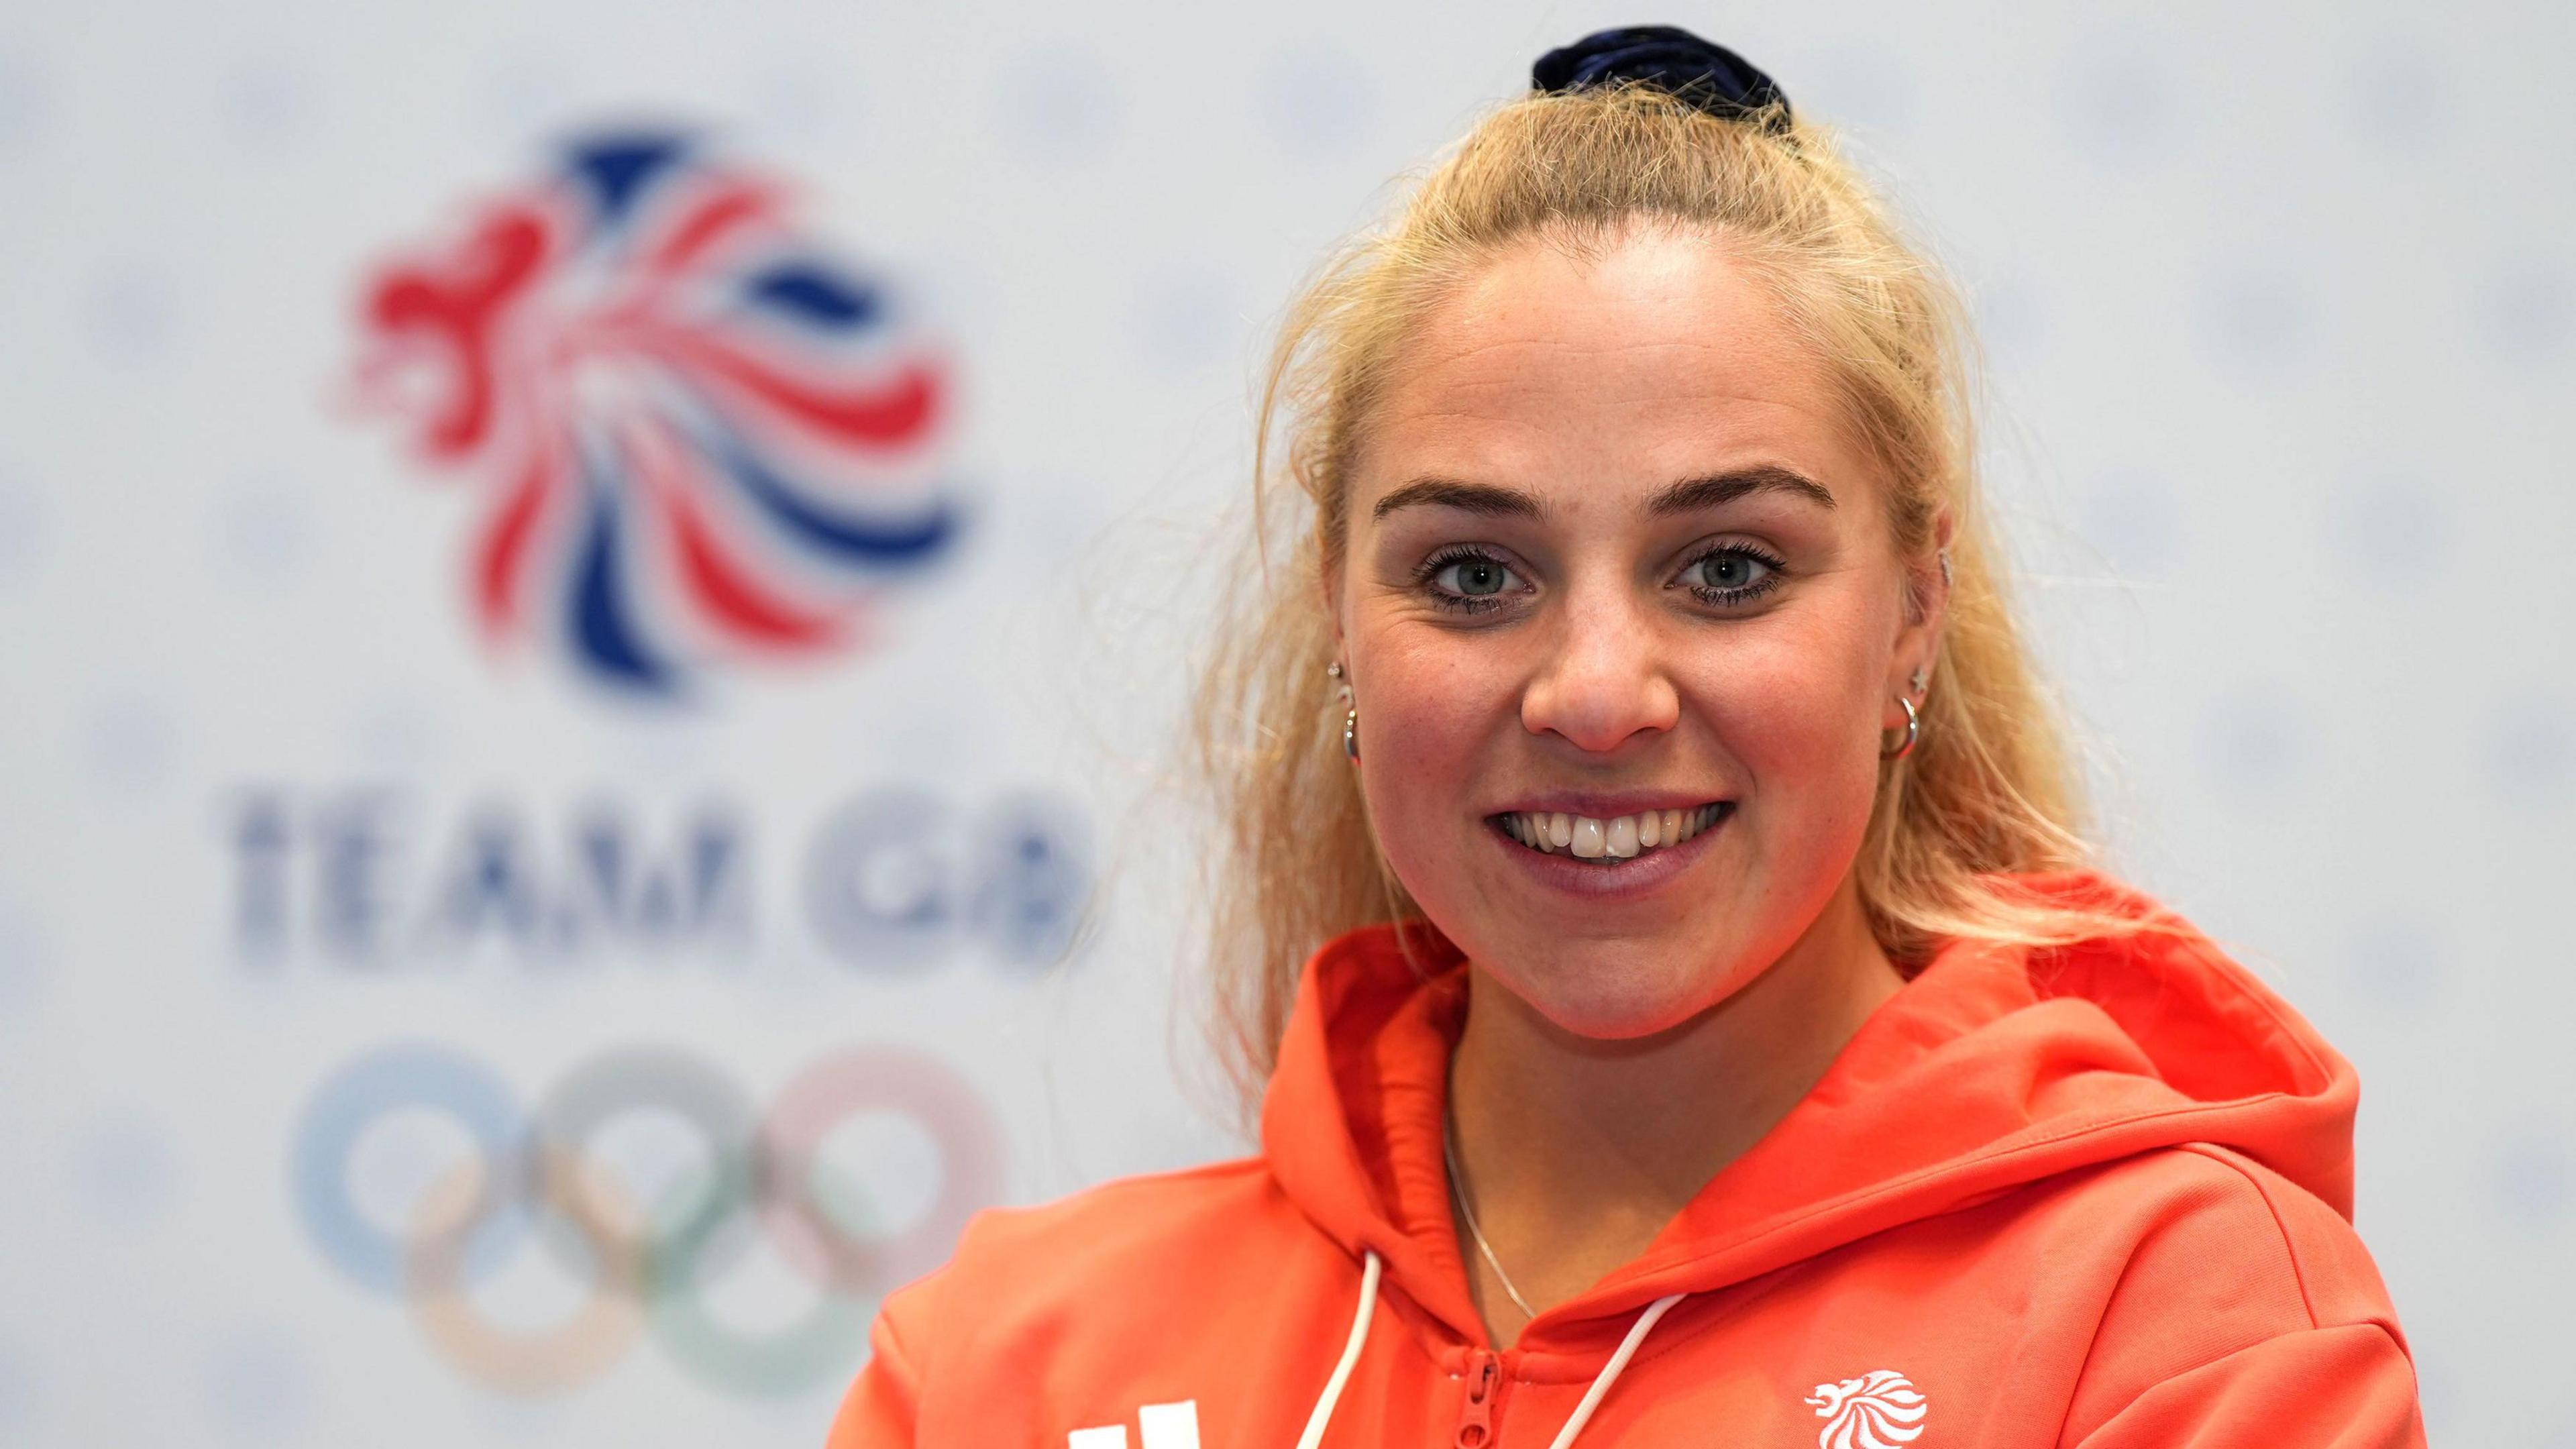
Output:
[1368,478,1540,523]
[1646,467,1839,517]
[1368,466,1837,523]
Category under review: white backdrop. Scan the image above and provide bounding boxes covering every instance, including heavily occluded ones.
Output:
[1,1,2569,1444]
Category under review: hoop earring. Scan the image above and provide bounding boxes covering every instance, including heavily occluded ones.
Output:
[1327,659,1358,761]
[1880,695,1919,761]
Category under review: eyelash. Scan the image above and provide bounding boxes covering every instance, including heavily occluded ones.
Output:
[1411,541,1525,608]
[1676,541,1788,608]
[1411,543,1788,615]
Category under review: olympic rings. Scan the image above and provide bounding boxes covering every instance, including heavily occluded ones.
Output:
[647,1167,873,1399]
[409,1145,646,1394]
[759,1046,1005,1293]
[289,1041,1002,1397]
[531,1045,758,1293]
[291,1042,531,1295]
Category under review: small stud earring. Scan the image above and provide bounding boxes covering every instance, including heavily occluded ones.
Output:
[1326,661,1343,679]
[1910,665,1928,694]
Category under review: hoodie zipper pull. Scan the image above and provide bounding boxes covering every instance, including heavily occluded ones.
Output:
[1454,1350,1499,1448]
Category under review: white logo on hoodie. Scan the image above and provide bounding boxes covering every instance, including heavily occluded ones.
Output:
[1805,1370,1927,1449]
[1068,1399,1199,1449]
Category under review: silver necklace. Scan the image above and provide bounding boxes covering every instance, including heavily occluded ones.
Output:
[1442,1105,1538,1320]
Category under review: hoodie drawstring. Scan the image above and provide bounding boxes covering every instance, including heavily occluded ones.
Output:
[1296,1250,1685,1449]
[1295,1250,1382,1449]
[1542,1291,1684,1448]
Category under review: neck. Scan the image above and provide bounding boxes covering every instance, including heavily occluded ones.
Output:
[1443,869,1903,1346]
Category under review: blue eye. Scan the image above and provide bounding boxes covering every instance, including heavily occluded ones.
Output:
[1693,551,1768,589]
[1678,545,1786,606]
[1411,541,1525,608]
[1437,556,1515,596]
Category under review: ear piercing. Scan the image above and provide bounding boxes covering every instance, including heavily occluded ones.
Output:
[1886,663,1931,759]
[1881,696,1920,760]
[1328,660,1357,761]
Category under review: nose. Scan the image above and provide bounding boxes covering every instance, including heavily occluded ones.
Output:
[1519,583,1680,753]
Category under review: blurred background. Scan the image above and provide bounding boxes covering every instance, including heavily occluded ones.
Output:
[1,1,2569,1444]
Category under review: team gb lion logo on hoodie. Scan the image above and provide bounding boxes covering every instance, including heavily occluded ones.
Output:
[1805,1369,1927,1449]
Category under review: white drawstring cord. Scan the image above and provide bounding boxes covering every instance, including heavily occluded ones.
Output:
[1295,1254,1678,1449]
[1295,1249,1382,1449]
[1545,1291,1684,1449]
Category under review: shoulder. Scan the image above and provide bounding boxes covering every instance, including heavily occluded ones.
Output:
[2068,1143,2404,1336]
[948,1153,1283,1267]
[2048,1144,2412,1437]
[868,1152,1299,1364]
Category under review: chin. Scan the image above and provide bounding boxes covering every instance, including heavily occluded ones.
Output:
[1485,945,1754,1042]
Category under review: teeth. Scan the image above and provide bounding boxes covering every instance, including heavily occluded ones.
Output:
[1503,804,1725,861]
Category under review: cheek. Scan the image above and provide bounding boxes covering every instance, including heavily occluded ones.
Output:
[1353,641,1505,830]
[1350,626,1504,887]
[1688,615,1887,828]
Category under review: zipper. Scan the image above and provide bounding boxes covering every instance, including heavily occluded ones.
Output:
[1453,1350,1500,1448]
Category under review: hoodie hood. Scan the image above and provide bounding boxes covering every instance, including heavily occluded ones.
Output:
[1258,867,2358,1353]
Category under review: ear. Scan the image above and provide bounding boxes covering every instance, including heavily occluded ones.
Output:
[1317,545,1346,660]
[1886,508,1955,714]
[1919,508,1955,630]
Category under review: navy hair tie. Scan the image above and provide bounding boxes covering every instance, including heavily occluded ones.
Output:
[1531,25,1794,134]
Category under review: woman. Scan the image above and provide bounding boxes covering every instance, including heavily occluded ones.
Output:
[828,27,2424,1448]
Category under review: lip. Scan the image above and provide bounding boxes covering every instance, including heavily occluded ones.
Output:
[1487,802,1734,903]
[1485,790,1729,818]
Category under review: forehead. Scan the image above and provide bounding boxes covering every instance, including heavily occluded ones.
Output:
[1354,226,1868,519]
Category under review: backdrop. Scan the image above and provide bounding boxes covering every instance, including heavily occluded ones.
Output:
[1,1,2568,1444]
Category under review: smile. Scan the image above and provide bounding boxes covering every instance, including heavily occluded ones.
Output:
[1491,802,1733,863]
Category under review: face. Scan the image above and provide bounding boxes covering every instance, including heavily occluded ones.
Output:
[1327,223,1943,1039]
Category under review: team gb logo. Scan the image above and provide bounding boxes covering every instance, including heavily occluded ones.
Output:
[352,129,965,698]
[1805,1369,1927,1449]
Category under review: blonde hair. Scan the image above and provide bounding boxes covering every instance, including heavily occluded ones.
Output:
[1185,81,2141,1109]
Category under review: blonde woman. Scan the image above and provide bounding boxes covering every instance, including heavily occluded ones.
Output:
[827,27,2424,1448]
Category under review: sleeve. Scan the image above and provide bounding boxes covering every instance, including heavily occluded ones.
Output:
[2069,1322,2425,1449]
[824,1273,940,1449]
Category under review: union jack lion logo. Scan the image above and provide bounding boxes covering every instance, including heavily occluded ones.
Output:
[1805,1368,1927,1449]
[352,129,964,698]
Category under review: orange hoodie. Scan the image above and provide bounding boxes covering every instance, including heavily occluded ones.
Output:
[826,869,2426,1448]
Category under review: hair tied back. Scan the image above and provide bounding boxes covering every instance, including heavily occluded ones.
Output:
[1530,24,1794,135]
